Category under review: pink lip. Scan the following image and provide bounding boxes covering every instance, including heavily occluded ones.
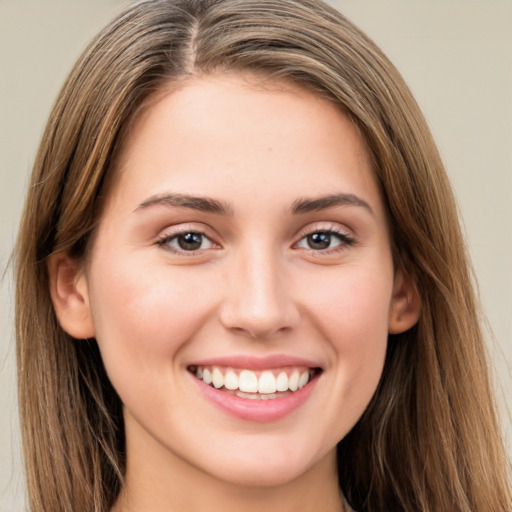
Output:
[189,354,321,370]
[189,369,320,423]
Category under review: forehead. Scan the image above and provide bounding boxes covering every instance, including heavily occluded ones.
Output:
[107,73,383,217]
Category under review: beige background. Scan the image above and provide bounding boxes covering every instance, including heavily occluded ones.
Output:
[1,1,510,510]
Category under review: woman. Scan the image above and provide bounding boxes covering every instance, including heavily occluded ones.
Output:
[14,0,511,511]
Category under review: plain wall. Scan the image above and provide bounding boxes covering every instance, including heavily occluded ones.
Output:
[1,1,510,510]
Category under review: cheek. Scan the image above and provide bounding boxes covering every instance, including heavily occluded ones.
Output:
[305,262,393,344]
[304,264,392,409]
[86,255,218,387]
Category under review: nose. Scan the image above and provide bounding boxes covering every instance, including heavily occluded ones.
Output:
[219,245,300,339]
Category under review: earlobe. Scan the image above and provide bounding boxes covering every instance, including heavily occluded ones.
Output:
[388,269,421,334]
[47,252,95,339]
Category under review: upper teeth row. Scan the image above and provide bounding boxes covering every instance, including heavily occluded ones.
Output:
[195,367,312,394]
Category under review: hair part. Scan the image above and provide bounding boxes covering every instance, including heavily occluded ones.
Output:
[15,1,511,511]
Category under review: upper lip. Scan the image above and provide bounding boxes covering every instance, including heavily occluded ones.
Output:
[188,354,321,371]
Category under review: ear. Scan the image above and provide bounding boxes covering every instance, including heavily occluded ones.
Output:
[47,252,95,339]
[388,268,421,334]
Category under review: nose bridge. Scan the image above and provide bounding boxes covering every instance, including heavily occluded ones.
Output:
[220,239,298,338]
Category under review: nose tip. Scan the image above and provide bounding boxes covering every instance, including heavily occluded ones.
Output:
[218,255,299,340]
[220,298,297,340]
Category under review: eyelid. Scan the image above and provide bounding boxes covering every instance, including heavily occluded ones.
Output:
[294,222,354,241]
[155,223,221,255]
[154,221,355,256]
[292,222,356,253]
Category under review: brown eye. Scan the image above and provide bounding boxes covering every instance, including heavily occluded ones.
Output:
[295,229,354,253]
[157,231,217,253]
[177,232,203,250]
[306,232,332,250]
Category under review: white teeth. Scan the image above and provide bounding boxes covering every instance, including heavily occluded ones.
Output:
[288,370,299,391]
[258,371,277,394]
[298,371,309,389]
[224,370,239,390]
[276,371,289,392]
[212,367,224,389]
[202,368,212,385]
[194,366,314,396]
[239,370,258,393]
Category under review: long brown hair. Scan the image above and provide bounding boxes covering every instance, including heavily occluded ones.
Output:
[15,1,511,511]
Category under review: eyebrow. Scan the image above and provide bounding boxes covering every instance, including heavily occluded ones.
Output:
[135,193,234,215]
[291,193,374,215]
[135,191,373,216]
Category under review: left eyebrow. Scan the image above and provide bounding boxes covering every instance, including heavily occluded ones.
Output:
[291,193,374,215]
[135,193,234,215]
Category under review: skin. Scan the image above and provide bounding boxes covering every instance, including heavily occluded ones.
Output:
[50,73,420,512]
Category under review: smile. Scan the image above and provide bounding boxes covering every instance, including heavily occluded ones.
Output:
[189,366,317,399]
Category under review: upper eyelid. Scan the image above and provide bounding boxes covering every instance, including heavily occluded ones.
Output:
[156,231,220,257]
[294,222,353,239]
[158,229,216,242]
[154,221,355,246]
[292,224,356,251]
[155,223,221,248]
[295,230,354,244]
[157,223,216,238]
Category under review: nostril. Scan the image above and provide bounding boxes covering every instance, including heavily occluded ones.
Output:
[223,322,293,341]
[219,300,300,340]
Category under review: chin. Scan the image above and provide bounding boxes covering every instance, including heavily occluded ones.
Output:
[195,440,333,489]
[211,461,313,488]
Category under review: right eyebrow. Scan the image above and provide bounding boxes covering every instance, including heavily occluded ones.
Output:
[134,193,234,216]
[290,192,374,216]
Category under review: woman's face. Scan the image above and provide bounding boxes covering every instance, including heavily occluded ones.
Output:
[62,74,417,489]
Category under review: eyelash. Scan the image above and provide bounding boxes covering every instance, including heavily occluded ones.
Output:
[155,226,355,256]
[156,230,219,255]
[294,227,355,254]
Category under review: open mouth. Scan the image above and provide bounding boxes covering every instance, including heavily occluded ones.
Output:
[188,365,321,400]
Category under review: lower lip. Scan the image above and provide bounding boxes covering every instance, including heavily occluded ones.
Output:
[191,373,318,422]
